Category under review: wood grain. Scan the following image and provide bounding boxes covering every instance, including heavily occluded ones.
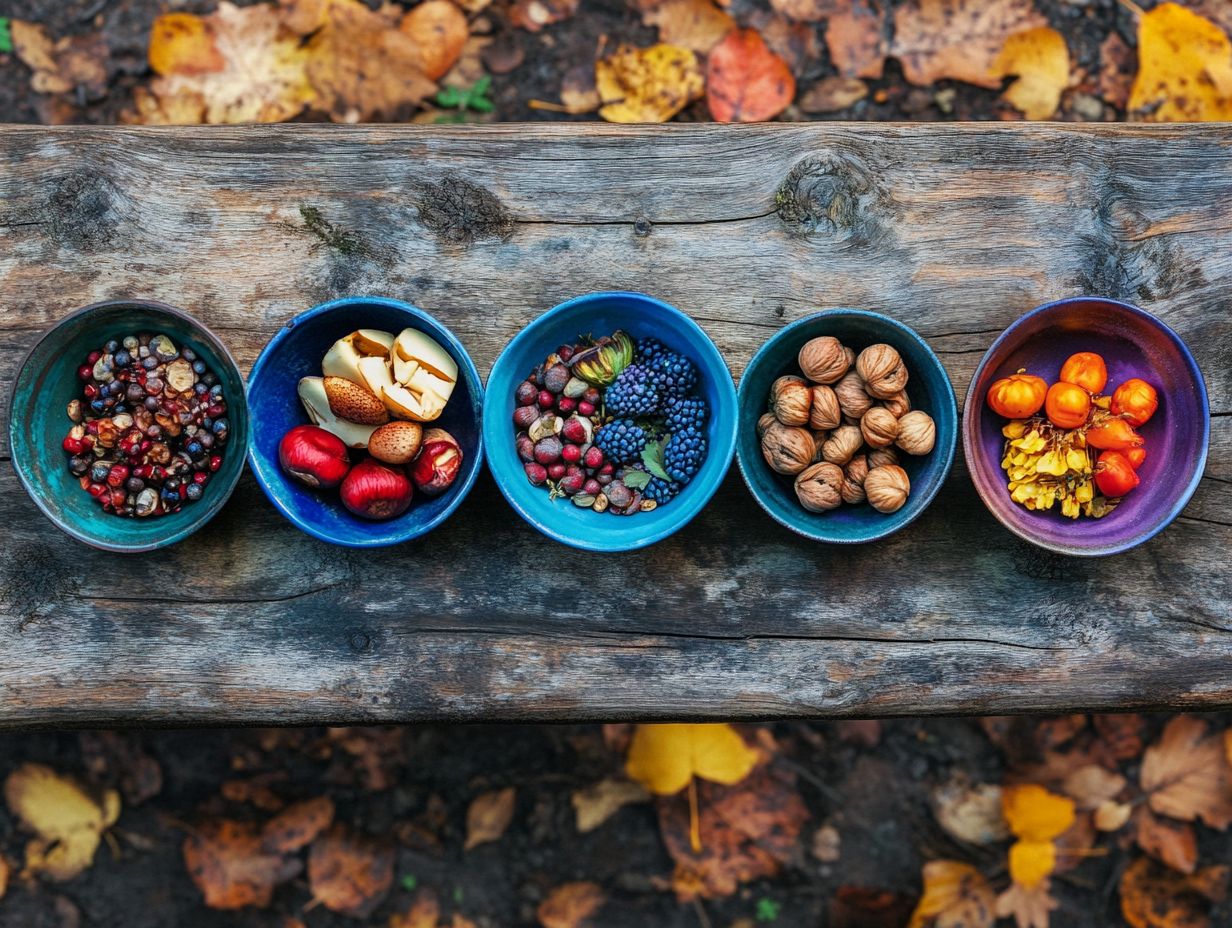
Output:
[1,124,1229,727]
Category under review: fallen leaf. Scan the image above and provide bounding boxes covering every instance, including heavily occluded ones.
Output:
[78,731,163,807]
[1094,713,1145,761]
[400,1,469,80]
[811,823,842,862]
[536,882,605,928]
[1096,33,1134,111]
[769,0,842,23]
[183,819,291,909]
[1002,784,1075,843]
[995,879,1059,928]
[748,11,822,74]
[1052,812,1096,876]
[571,777,650,833]
[390,891,439,928]
[307,824,394,917]
[1061,765,1127,811]
[510,0,579,32]
[148,13,225,75]
[706,28,795,122]
[907,860,995,928]
[5,763,121,882]
[1129,2,1232,121]
[931,777,1009,846]
[325,727,406,792]
[11,20,108,97]
[1141,716,1232,829]
[595,44,704,123]
[262,797,335,854]
[0,856,9,900]
[626,724,759,795]
[990,26,1069,120]
[1095,800,1133,832]
[1137,807,1198,875]
[643,0,735,54]
[465,787,516,850]
[826,0,887,79]
[891,0,1046,88]
[220,773,287,812]
[1008,840,1055,890]
[1120,856,1230,928]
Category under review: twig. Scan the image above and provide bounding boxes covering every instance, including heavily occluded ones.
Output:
[1116,0,1145,17]
[692,898,713,928]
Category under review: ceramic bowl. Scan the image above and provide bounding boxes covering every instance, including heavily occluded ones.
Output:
[737,309,957,543]
[964,296,1209,557]
[246,297,484,547]
[484,291,737,551]
[9,299,249,552]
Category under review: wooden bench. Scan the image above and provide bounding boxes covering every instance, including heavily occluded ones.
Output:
[0,123,1228,729]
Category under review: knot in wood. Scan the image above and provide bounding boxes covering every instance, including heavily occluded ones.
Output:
[633,216,653,237]
[348,630,373,653]
[776,153,882,242]
[416,175,512,244]
[46,170,130,251]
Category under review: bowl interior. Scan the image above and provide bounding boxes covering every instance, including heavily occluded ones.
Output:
[484,292,737,551]
[9,302,249,552]
[246,298,483,547]
[737,311,957,543]
[965,297,1209,556]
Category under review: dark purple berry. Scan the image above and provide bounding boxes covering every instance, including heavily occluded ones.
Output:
[604,482,633,509]
[543,362,571,394]
[515,381,539,406]
[559,472,585,495]
[533,436,562,465]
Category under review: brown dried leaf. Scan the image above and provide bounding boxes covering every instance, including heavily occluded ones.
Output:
[829,886,915,928]
[1120,856,1230,928]
[400,1,469,80]
[182,820,290,910]
[891,0,1046,88]
[391,891,440,928]
[261,797,335,854]
[811,823,842,862]
[307,824,394,918]
[1141,716,1232,830]
[826,0,886,79]
[536,882,606,928]
[643,0,735,54]
[836,720,882,747]
[931,777,1009,846]
[11,21,108,97]
[995,879,1058,928]
[907,859,995,928]
[465,787,516,850]
[1061,764,1127,811]
[0,857,8,900]
[571,777,650,833]
[748,11,822,75]
[510,0,579,32]
[1137,808,1199,875]
[769,0,842,23]
[706,28,795,122]
[1096,33,1135,112]
[221,773,287,812]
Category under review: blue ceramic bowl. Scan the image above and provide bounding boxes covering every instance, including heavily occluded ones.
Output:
[9,300,249,552]
[964,296,1209,557]
[737,309,957,543]
[246,297,484,548]
[484,291,737,551]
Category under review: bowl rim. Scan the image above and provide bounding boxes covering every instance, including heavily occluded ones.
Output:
[735,307,958,544]
[7,298,250,553]
[482,289,738,552]
[961,294,1211,558]
[245,295,486,548]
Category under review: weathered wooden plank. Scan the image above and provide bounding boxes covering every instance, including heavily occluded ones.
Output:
[1,124,1229,727]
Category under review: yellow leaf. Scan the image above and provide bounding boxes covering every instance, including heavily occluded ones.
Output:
[1129,2,1232,121]
[625,724,758,795]
[148,13,225,76]
[595,44,704,123]
[990,26,1069,120]
[4,763,120,881]
[1008,839,1056,890]
[1002,784,1075,843]
[908,859,996,928]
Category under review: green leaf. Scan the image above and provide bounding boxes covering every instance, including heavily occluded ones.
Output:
[0,18,12,55]
[755,897,782,923]
[400,874,418,891]
[435,86,463,107]
[641,440,671,481]
[469,96,495,113]
[623,470,650,490]
[471,75,492,96]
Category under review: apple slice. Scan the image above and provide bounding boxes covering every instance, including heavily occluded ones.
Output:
[393,328,458,385]
[352,329,395,356]
[382,382,447,422]
[407,365,455,406]
[356,355,395,397]
[298,376,379,448]
[392,354,419,385]
[322,337,365,384]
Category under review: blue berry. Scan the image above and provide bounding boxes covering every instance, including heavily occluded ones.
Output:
[664,426,707,484]
[605,364,661,417]
[643,477,680,504]
[664,396,707,433]
[645,351,699,398]
[595,418,648,465]
[637,337,669,366]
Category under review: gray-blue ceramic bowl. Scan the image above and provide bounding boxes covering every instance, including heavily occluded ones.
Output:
[9,299,250,552]
[246,296,484,548]
[737,309,957,543]
[483,291,737,551]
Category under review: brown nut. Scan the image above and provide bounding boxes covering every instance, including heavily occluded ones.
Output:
[808,385,842,431]
[880,391,911,418]
[821,424,862,466]
[896,410,936,456]
[833,371,873,419]
[757,412,778,438]
[856,344,908,398]
[865,464,910,513]
[841,454,869,505]
[798,336,850,384]
[761,421,816,475]
[794,462,844,513]
[867,446,900,469]
[860,407,900,448]
[769,375,812,427]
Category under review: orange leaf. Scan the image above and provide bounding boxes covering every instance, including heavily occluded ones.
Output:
[1120,856,1230,928]
[907,859,995,928]
[400,1,469,80]
[1136,808,1198,876]
[1002,784,1075,843]
[706,28,795,122]
[890,0,1046,88]
[536,882,606,928]
[261,797,335,854]
[825,0,887,79]
[306,824,394,918]
[995,879,1058,928]
[148,13,225,76]
[182,820,289,910]
[1141,716,1232,830]
[464,787,516,851]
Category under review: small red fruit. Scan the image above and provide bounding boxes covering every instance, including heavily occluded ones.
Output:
[1095,450,1139,498]
[62,435,84,454]
[340,458,414,519]
[548,463,567,480]
[279,424,351,490]
[516,434,535,462]
[1126,446,1147,469]
[557,396,577,414]
[583,479,602,495]
[577,401,595,417]
[556,344,576,362]
[561,417,589,444]
[534,436,563,465]
[559,472,585,495]
[582,387,601,406]
[515,381,539,406]
[525,462,548,485]
[538,390,555,409]
[584,446,605,469]
[411,440,463,496]
[513,405,539,430]
[561,444,582,463]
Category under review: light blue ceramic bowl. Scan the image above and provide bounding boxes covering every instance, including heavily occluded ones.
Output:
[9,299,250,552]
[484,291,737,551]
[246,297,484,548]
[737,309,957,543]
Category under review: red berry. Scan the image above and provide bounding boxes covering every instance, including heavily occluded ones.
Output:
[577,401,595,416]
[559,472,585,495]
[548,463,567,480]
[87,482,107,498]
[538,390,555,409]
[556,345,575,362]
[110,488,127,508]
[599,462,614,476]
[524,462,548,486]
[78,364,93,381]
[534,436,563,465]
[584,446,605,469]
[515,381,539,406]
[62,436,84,454]
[582,387,601,406]
[208,455,223,472]
[557,396,577,414]
[565,464,582,477]
[87,350,102,364]
[583,479,602,496]
[107,464,130,488]
[561,417,589,444]
[83,383,99,399]
[194,471,209,484]
[561,444,581,463]
[597,473,613,486]
[513,405,539,430]
[516,434,535,462]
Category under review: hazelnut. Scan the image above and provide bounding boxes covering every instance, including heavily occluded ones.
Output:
[794,462,844,513]
[860,407,899,448]
[841,454,869,505]
[856,344,908,398]
[757,412,778,438]
[798,336,850,385]
[761,422,816,475]
[896,410,936,455]
[821,424,862,466]
[865,464,910,513]
[808,385,842,431]
[770,375,812,427]
[834,371,872,419]
[881,391,911,418]
[867,446,899,469]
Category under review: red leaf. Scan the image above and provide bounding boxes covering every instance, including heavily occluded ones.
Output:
[706,29,795,122]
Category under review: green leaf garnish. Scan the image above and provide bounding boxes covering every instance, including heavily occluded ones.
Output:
[641,440,671,481]
[623,470,651,489]
[0,18,11,54]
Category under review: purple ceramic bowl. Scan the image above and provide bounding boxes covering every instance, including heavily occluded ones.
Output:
[963,296,1209,557]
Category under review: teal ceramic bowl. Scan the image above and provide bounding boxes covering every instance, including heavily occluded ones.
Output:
[8,300,249,552]
[736,309,957,543]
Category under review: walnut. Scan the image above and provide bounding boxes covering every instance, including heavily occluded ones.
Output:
[880,391,911,418]
[867,446,899,469]
[896,410,936,455]
[757,412,778,438]
[794,462,844,512]
[841,454,869,505]
[808,385,841,430]
[798,336,850,384]
[856,344,908,398]
[761,422,816,475]
[821,424,862,466]
[833,371,872,419]
[860,407,900,448]
[769,375,811,426]
[865,464,911,513]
